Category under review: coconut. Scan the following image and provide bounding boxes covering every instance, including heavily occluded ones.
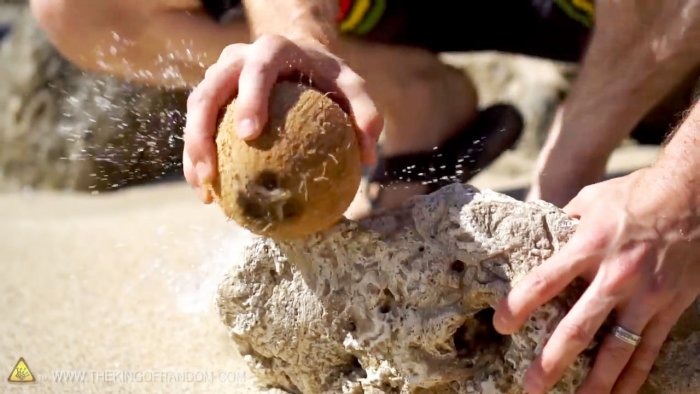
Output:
[211,82,362,239]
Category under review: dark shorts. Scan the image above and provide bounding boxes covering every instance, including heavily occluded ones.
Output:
[202,0,698,144]
[0,25,10,41]
[203,0,594,62]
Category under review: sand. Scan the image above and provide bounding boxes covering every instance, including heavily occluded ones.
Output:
[0,184,282,393]
[0,145,659,393]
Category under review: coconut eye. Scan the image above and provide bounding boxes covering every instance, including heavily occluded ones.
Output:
[256,171,279,191]
[236,193,266,220]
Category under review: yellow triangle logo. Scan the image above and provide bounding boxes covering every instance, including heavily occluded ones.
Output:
[7,357,35,383]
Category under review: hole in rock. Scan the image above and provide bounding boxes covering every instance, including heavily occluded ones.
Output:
[379,288,395,314]
[450,260,465,273]
[453,307,505,359]
[341,356,367,379]
[381,381,399,393]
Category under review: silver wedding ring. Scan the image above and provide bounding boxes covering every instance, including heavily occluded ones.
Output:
[612,325,642,347]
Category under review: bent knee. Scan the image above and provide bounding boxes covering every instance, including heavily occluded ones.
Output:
[29,0,142,69]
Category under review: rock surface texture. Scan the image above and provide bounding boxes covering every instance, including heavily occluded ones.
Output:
[217,184,700,394]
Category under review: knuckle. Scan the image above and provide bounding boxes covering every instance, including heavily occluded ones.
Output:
[598,270,632,296]
[537,359,565,387]
[186,87,215,110]
[615,253,645,280]
[246,57,274,75]
[183,164,195,184]
[576,229,610,254]
[255,34,288,50]
[203,63,220,80]
[186,87,206,109]
[183,132,203,153]
[340,71,367,92]
[220,43,245,59]
[528,270,553,299]
[558,321,592,346]
[348,72,367,89]
[578,185,599,200]
[600,245,654,295]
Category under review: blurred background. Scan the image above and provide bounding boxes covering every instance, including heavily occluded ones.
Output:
[0,0,666,392]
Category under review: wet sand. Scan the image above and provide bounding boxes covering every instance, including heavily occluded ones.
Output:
[0,145,659,393]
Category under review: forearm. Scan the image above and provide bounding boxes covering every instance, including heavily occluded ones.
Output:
[656,101,700,211]
[243,0,338,46]
[31,0,248,87]
[544,1,700,165]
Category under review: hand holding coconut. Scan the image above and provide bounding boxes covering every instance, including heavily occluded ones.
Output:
[183,33,383,205]
[209,82,362,239]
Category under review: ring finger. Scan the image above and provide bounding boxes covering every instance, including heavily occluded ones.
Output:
[523,277,619,394]
[577,301,653,394]
[614,297,689,393]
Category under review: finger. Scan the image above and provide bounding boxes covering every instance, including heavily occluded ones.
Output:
[333,67,383,165]
[183,152,214,203]
[234,37,289,140]
[184,57,243,188]
[613,300,688,394]
[493,237,597,335]
[523,276,618,394]
[216,43,246,63]
[563,185,598,218]
[183,150,197,188]
[577,302,653,394]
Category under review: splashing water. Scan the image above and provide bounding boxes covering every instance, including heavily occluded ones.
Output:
[160,228,251,316]
[0,11,201,192]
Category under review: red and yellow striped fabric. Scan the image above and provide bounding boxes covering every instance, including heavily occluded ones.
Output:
[555,0,595,27]
[336,0,387,35]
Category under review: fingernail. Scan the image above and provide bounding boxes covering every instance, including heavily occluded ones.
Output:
[236,118,257,140]
[494,314,511,334]
[199,186,213,204]
[492,301,512,334]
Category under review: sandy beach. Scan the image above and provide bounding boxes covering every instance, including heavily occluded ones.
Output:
[0,183,277,393]
[0,144,660,393]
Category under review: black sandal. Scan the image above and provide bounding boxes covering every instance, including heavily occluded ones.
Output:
[368,104,524,209]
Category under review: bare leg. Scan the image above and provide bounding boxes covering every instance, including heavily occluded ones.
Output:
[32,0,478,212]
[338,40,478,216]
[338,40,478,157]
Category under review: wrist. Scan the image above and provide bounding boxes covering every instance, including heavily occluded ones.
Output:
[639,165,700,241]
[244,1,338,47]
[654,153,700,214]
[278,31,334,50]
[655,105,700,208]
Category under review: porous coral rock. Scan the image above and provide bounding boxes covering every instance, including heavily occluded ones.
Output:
[217,184,700,393]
